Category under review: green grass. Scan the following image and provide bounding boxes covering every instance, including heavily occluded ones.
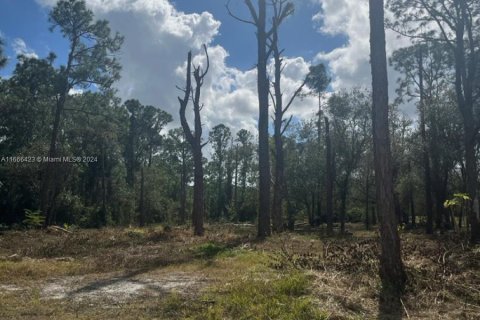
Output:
[194,242,229,259]
[199,272,327,320]
[0,259,83,283]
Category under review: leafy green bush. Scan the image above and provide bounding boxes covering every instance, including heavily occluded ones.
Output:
[347,207,364,223]
[22,209,45,229]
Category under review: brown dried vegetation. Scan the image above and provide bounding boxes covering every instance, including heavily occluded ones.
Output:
[0,224,479,319]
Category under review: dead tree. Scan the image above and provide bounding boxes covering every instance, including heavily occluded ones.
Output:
[178,46,210,236]
[227,0,272,237]
[269,1,303,233]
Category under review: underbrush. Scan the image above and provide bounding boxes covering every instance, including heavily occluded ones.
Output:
[0,224,479,319]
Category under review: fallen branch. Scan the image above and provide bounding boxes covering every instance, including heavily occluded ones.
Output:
[47,225,72,234]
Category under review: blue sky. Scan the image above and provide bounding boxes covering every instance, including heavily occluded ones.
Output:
[0,0,345,75]
[172,0,346,69]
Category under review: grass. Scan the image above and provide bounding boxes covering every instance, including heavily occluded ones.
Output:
[193,242,229,259]
[0,259,83,283]
[0,223,479,319]
[200,272,327,320]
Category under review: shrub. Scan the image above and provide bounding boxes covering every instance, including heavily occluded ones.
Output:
[22,209,45,229]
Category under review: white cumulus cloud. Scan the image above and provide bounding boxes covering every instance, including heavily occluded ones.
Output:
[12,38,39,59]
[312,0,415,116]
[35,0,317,139]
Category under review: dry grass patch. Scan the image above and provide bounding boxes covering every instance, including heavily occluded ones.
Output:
[1,224,479,319]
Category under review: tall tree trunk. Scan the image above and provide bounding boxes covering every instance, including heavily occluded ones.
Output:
[272,31,285,232]
[453,3,479,243]
[272,127,285,232]
[317,94,323,226]
[369,0,406,298]
[179,148,187,225]
[192,150,205,236]
[418,48,434,234]
[40,96,64,226]
[325,117,334,235]
[256,0,271,237]
[178,50,208,236]
[41,40,77,227]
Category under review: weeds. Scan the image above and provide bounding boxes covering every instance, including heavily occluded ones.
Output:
[199,272,327,320]
[0,224,479,319]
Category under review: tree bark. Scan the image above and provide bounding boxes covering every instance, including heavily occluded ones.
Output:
[179,145,187,225]
[418,48,434,234]
[192,150,205,235]
[317,94,323,226]
[272,21,285,232]
[41,45,75,226]
[325,117,334,235]
[369,0,406,297]
[453,1,479,243]
[256,0,271,237]
[178,50,208,236]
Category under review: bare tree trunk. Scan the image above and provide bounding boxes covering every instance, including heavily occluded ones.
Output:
[179,147,187,225]
[272,27,285,232]
[41,40,77,227]
[418,48,434,234]
[369,0,406,300]
[325,117,334,235]
[41,86,68,226]
[317,94,323,226]
[272,127,285,232]
[192,150,205,235]
[454,2,479,243]
[256,0,271,238]
[270,1,302,232]
[178,49,209,236]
